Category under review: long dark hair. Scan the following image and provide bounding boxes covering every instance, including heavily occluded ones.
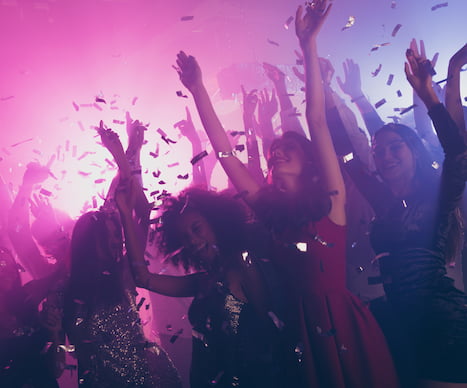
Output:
[156,188,250,272]
[254,131,331,236]
[64,211,125,327]
[374,123,438,187]
[374,124,463,264]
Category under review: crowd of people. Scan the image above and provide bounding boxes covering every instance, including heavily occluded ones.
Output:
[1,1,466,387]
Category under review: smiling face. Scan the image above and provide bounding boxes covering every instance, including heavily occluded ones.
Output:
[373,130,416,186]
[176,210,218,266]
[268,137,307,192]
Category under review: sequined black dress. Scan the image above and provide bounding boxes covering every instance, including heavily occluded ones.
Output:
[188,280,293,388]
[347,104,467,382]
[68,289,182,388]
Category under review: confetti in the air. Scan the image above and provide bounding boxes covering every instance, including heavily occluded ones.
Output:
[284,16,294,29]
[399,104,417,115]
[176,90,188,98]
[191,150,208,165]
[341,16,355,31]
[181,15,194,21]
[391,24,402,37]
[386,74,394,85]
[371,64,382,77]
[370,42,390,52]
[431,2,448,11]
[374,99,387,109]
[267,39,280,47]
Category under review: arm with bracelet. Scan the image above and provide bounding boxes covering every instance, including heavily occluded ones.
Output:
[175,51,263,203]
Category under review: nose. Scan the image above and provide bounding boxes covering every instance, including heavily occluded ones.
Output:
[272,146,284,158]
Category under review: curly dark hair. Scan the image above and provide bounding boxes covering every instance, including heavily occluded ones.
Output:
[254,131,332,236]
[156,188,250,272]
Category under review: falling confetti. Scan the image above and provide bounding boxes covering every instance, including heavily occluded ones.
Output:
[341,16,355,31]
[284,16,294,29]
[190,150,208,165]
[431,2,448,11]
[370,42,390,52]
[180,15,194,21]
[169,328,184,343]
[371,64,382,77]
[176,90,188,98]
[374,99,387,109]
[267,39,280,47]
[11,138,34,147]
[386,74,394,85]
[399,104,417,115]
[391,24,402,37]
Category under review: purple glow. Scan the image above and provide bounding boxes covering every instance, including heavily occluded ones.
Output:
[0,0,465,215]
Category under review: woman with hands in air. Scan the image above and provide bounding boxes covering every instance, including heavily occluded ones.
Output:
[63,123,182,388]
[174,1,399,387]
[117,179,298,388]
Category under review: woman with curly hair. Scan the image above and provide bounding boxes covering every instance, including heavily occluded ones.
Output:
[117,184,299,388]
[171,2,400,387]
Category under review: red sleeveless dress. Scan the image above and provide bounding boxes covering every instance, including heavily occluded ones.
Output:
[275,216,399,387]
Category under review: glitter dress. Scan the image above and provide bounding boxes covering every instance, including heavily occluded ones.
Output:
[273,216,399,388]
[69,289,182,388]
[188,281,295,388]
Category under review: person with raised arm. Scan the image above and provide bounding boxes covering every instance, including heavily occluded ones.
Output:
[175,2,399,387]
[240,86,268,184]
[118,182,298,388]
[63,124,182,388]
[263,61,306,138]
[341,39,467,387]
[174,106,210,188]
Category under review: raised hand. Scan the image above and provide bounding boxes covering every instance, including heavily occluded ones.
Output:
[174,106,199,143]
[336,58,362,98]
[176,51,203,93]
[125,112,145,155]
[263,62,285,84]
[404,39,439,108]
[258,89,278,122]
[295,0,332,45]
[319,57,335,86]
[98,120,125,159]
[29,193,55,221]
[241,86,259,118]
[449,43,467,71]
[23,162,50,186]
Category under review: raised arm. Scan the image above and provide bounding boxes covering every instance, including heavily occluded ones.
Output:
[176,51,262,203]
[115,177,203,298]
[296,1,346,225]
[257,87,278,158]
[336,58,385,136]
[241,86,266,184]
[404,40,466,152]
[263,62,306,136]
[8,163,52,278]
[446,43,467,132]
[173,107,209,187]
